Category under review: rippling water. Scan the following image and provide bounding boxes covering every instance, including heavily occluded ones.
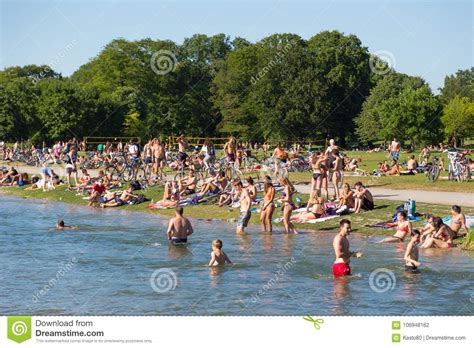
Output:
[1,195,472,315]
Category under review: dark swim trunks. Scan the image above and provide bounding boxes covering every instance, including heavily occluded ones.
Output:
[171,237,188,245]
[405,264,419,273]
[362,197,374,211]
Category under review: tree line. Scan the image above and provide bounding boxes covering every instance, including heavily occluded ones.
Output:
[0,31,472,147]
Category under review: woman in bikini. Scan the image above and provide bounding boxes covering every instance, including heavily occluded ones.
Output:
[421,216,455,249]
[291,194,325,223]
[336,183,355,214]
[260,180,276,233]
[246,176,257,203]
[331,148,344,200]
[379,211,413,243]
[311,152,328,199]
[280,177,298,234]
[450,205,469,237]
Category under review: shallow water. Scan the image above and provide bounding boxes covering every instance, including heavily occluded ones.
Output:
[1,195,473,315]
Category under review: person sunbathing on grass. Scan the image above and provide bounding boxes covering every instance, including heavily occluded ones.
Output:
[199,171,227,196]
[387,160,400,176]
[178,169,197,196]
[420,216,455,249]
[148,181,180,208]
[0,166,18,185]
[336,183,355,214]
[379,211,412,243]
[353,182,374,213]
[291,195,326,223]
[101,185,137,208]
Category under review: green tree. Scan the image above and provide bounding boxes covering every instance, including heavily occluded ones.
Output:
[378,85,442,148]
[441,96,474,147]
[439,68,474,105]
[355,72,425,144]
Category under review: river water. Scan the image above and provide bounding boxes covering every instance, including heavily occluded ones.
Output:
[1,196,472,315]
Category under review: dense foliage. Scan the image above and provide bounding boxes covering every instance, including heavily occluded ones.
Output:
[0,32,472,146]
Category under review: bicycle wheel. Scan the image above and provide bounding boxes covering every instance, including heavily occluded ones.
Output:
[135,167,148,182]
[174,171,185,182]
[122,166,134,182]
[230,166,243,180]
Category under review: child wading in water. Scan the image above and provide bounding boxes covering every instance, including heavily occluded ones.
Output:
[404,230,421,272]
[208,239,232,266]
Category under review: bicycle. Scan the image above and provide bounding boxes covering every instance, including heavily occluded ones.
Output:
[426,157,441,182]
[447,151,469,182]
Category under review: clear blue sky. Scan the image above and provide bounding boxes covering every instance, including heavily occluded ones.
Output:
[1,0,472,92]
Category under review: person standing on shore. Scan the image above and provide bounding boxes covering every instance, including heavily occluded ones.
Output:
[166,206,193,245]
[389,138,401,161]
[332,219,363,277]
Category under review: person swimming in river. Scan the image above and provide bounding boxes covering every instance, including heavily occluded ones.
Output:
[56,219,78,230]
[404,230,421,272]
[379,211,413,243]
[208,239,232,266]
[166,206,193,245]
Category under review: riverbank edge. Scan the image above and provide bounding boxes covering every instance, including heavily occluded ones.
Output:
[1,185,473,248]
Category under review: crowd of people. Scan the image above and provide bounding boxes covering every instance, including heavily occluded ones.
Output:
[1,136,471,278]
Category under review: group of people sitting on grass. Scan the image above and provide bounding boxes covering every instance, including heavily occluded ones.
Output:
[0,166,30,186]
[379,205,469,249]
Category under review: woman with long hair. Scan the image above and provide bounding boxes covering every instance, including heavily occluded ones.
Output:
[280,177,298,234]
[260,179,276,233]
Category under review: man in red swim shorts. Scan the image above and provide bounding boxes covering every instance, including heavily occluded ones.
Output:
[332,219,363,277]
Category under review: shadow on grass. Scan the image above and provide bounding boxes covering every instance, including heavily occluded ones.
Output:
[373,205,390,210]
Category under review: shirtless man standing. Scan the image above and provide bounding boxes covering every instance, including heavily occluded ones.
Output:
[152,139,166,177]
[177,135,188,165]
[234,180,251,234]
[389,138,401,161]
[332,219,363,277]
[166,206,193,245]
[223,136,237,163]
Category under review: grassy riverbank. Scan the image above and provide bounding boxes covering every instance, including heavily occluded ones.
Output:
[1,184,472,243]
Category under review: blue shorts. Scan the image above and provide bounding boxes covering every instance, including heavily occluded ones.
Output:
[238,210,251,227]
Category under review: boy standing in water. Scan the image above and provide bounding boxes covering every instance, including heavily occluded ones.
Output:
[234,180,251,234]
[208,239,232,266]
[332,219,363,277]
[404,230,421,272]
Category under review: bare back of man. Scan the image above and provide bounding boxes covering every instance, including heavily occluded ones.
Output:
[167,207,193,244]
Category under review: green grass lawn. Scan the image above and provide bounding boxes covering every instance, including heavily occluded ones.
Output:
[2,183,473,245]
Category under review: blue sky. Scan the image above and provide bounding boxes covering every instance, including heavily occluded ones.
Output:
[1,0,472,91]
